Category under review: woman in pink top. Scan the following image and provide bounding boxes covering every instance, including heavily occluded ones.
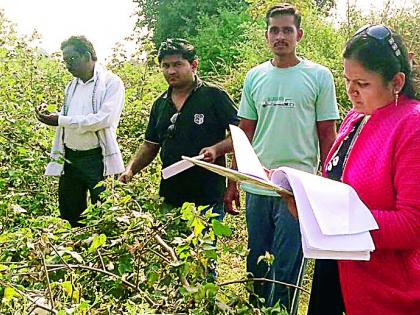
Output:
[307,25,420,315]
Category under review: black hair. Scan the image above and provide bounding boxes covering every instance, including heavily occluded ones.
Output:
[265,3,302,30]
[343,27,418,99]
[60,35,97,61]
[157,38,197,63]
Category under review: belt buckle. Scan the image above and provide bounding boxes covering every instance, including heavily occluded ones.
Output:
[65,146,78,152]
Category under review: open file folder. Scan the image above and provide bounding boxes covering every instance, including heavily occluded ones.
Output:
[181,125,379,260]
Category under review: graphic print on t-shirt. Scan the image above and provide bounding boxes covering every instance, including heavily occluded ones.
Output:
[261,96,295,108]
[194,113,205,125]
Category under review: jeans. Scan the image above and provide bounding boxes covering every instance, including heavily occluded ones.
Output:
[246,193,304,313]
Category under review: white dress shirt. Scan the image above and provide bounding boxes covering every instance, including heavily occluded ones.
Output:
[46,64,125,176]
[61,74,100,150]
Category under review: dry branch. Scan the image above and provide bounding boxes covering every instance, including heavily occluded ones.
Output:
[45,263,157,307]
[38,245,55,310]
[153,234,189,287]
[219,277,310,295]
[0,279,58,314]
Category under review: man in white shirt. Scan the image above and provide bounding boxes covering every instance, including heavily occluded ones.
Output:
[36,36,125,227]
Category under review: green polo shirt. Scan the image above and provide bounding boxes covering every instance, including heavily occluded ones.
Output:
[239,59,339,196]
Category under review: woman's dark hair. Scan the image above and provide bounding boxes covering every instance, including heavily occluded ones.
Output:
[343,26,418,99]
[61,35,98,61]
[157,38,197,64]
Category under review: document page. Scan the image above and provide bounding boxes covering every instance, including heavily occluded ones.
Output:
[230,125,269,181]
[272,167,378,236]
[162,154,204,179]
[272,167,378,260]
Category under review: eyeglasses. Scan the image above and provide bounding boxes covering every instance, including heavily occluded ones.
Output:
[167,112,181,138]
[354,24,401,58]
[63,55,81,65]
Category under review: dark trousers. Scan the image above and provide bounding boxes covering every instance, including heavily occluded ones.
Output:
[308,259,345,315]
[59,147,104,227]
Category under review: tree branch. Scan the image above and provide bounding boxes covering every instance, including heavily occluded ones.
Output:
[218,277,310,295]
[153,234,189,287]
[45,263,157,307]
[96,249,106,271]
[38,245,55,310]
[0,279,57,315]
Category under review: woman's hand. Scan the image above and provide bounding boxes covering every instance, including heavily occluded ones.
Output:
[264,167,274,179]
[266,168,298,219]
[282,194,298,220]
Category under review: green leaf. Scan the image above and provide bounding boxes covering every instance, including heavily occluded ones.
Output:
[212,220,232,237]
[180,202,195,222]
[88,234,107,253]
[147,271,159,286]
[117,254,133,275]
[46,104,56,112]
[203,248,217,260]
[61,281,73,296]
[204,283,218,298]
[77,301,89,315]
[192,218,205,236]
[0,233,10,243]
[4,287,20,302]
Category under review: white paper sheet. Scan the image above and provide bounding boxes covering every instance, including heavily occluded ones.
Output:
[162,154,205,179]
[181,156,292,195]
[301,236,371,261]
[272,167,379,236]
[270,167,377,259]
[230,125,269,181]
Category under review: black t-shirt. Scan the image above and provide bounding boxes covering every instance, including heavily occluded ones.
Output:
[326,119,364,182]
[145,78,239,207]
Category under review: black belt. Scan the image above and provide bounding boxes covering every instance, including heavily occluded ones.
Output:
[64,146,102,158]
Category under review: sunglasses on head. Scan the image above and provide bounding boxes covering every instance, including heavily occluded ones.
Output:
[354,24,401,58]
[167,112,181,139]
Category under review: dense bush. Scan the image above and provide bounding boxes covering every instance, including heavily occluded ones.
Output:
[1,0,419,313]
[0,11,290,314]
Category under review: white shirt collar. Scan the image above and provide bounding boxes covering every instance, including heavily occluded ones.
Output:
[76,63,98,85]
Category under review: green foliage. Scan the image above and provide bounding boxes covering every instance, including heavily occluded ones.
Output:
[1,1,419,314]
[133,0,248,48]
[339,2,420,99]
[0,10,69,226]
[191,9,253,75]
[0,177,281,314]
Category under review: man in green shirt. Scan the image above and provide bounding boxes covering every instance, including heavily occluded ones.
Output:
[224,3,339,313]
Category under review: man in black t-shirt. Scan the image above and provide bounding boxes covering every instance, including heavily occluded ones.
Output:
[120,38,238,211]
